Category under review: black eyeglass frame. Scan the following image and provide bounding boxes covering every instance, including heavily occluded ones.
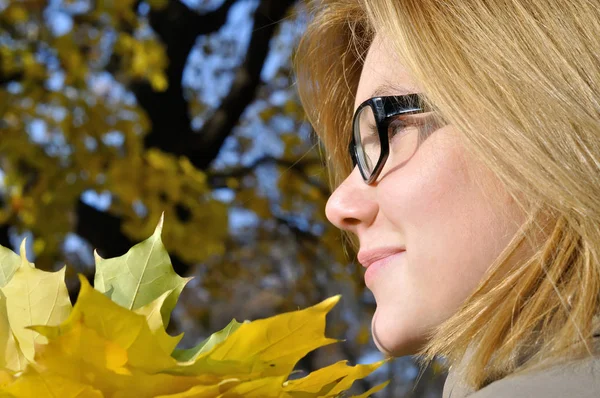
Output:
[349,94,425,184]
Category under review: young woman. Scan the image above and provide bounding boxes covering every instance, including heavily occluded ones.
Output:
[295,0,600,396]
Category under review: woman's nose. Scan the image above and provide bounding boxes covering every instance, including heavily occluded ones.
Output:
[325,167,378,233]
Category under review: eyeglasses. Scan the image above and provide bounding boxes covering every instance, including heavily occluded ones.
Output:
[349,94,439,184]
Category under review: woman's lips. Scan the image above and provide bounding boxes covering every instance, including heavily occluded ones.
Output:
[358,249,406,288]
[357,247,406,268]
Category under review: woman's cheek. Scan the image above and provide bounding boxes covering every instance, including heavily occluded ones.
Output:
[370,128,494,355]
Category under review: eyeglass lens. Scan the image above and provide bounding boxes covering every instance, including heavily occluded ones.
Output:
[354,105,438,181]
[354,105,380,176]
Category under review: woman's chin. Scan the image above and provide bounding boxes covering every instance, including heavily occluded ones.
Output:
[371,307,426,357]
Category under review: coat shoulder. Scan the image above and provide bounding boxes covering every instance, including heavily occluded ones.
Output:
[468,356,600,398]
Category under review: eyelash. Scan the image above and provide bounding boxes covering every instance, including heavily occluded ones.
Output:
[388,120,411,138]
[366,113,440,142]
[391,114,440,139]
[366,118,415,137]
[367,122,378,135]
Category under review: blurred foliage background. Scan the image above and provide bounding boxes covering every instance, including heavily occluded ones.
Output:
[0,0,446,396]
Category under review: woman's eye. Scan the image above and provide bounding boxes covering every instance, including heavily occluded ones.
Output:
[360,122,379,143]
[367,122,378,136]
[388,119,409,139]
[388,112,441,141]
[387,117,418,141]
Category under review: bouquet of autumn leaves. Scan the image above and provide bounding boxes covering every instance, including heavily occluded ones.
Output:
[0,216,388,397]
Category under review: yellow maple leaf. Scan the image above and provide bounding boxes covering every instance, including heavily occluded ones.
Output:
[349,381,391,398]
[56,275,177,373]
[154,382,228,398]
[31,317,130,377]
[2,369,103,398]
[0,294,25,373]
[282,360,387,397]
[0,241,71,370]
[172,296,340,379]
[27,317,202,397]
[134,289,184,354]
[0,245,20,288]
[220,375,287,398]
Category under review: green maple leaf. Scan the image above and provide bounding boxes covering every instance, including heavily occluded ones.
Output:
[172,319,245,362]
[94,214,191,327]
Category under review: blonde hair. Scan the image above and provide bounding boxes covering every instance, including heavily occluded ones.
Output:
[295,0,600,390]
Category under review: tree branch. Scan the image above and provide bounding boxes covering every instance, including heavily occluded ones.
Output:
[150,0,238,43]
[149,0,238,83]
[208,155,329,196]
[138,0,298,170]
[273,215,320,243]
[184,0,298,169]
[0,223,11,250]
[0,70,23,86]
[78,0,300,278]
[73,1,244,277]
[137,0,239,156]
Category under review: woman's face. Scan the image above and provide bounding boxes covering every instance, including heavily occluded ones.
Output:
[325,36,525,356]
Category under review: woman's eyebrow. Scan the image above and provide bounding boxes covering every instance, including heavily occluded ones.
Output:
[370,83,412,98]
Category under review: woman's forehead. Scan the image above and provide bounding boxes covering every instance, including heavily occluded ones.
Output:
[354,35,421,110]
